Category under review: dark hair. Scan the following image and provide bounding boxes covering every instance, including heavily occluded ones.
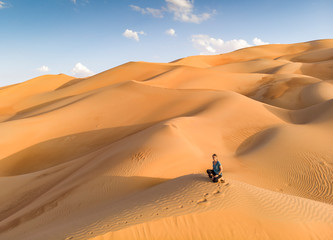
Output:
[212,154,217,159]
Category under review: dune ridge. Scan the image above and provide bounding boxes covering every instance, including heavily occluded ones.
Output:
[0,39,332,240]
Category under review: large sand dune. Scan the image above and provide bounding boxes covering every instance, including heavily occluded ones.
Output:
[0,39,332,240]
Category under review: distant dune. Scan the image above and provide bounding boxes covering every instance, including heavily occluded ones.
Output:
[0,39,332,240]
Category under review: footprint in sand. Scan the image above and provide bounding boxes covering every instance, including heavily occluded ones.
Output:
[213,190,220,195]
[197,198,208,204]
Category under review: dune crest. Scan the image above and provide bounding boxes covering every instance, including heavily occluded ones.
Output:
[0,39,332,240]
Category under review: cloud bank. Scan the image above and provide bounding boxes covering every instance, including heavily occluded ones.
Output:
[192,35,270,54]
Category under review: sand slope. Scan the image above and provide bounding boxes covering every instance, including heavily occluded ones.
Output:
[0,39,332,240]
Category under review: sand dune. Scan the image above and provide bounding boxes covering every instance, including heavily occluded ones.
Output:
[0,39,332,240]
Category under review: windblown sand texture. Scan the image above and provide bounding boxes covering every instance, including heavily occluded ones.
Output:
[0,39,332,240]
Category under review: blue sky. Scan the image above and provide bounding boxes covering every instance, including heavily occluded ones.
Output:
[0,0,332,87]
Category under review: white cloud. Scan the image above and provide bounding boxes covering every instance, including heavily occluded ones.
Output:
[146,8,163,18]
[253,37,269,45]
[123,29,145,41]
[0,1,9,9]
[166,0,213,23]
[130,5,142,12]
[71,62,94,78]
[37,65,50,73]
[130,0,214,24]
[192,35,252,54]
[130,5,163,18]
[165,28,176,36]
[70,0,89,5]
[192,35,271,54]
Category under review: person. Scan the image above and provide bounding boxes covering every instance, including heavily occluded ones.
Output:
[206,154,224,183]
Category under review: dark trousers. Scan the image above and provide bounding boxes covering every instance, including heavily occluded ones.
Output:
[206,169,222,182]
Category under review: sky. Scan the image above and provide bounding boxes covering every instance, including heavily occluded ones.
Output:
[0,0,332,87]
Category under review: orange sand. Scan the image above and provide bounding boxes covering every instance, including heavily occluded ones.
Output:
[0,39,332,240]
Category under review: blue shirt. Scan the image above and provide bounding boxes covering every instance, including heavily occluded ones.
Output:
[213,160,222,176]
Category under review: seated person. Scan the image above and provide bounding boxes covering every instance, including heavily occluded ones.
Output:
[206,153,224,183]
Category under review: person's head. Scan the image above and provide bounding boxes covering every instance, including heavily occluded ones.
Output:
[212,153,218,161]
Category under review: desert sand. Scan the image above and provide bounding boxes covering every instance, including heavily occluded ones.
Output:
[0,39,332,240]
